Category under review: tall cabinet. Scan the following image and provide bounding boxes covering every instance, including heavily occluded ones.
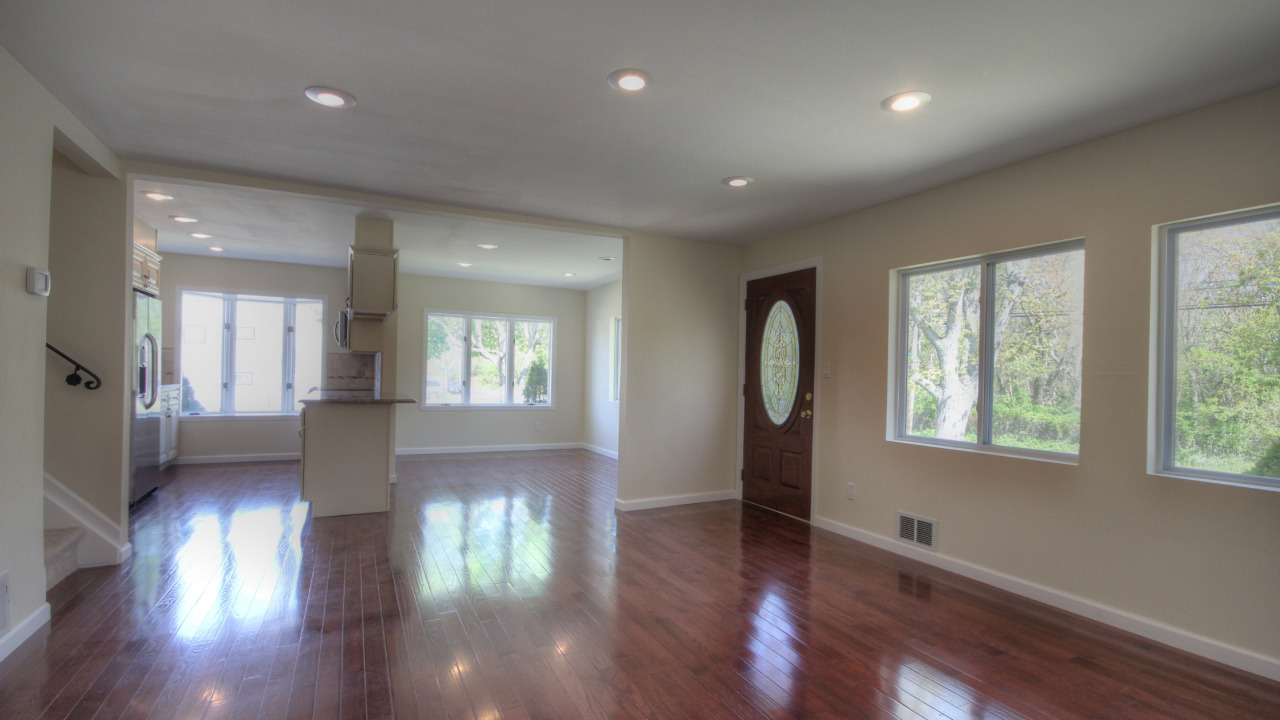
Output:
[159,384,180,466]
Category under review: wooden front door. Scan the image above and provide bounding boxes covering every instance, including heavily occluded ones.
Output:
[742,267,816,520]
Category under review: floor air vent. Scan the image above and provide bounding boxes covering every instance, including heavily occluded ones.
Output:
[897,512,937,551]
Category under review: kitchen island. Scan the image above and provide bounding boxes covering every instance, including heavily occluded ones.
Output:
[299,390,414,518]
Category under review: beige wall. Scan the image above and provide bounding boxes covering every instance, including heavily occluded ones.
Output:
[0,43,119,657]
[395,274,586,451]
[158,253,347,461]
[44,152,131,530]
[583,281,621,455]
[743,87,1280,667]
[617,234,742,505]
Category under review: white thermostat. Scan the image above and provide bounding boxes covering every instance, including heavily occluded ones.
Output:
[26,267,51,296]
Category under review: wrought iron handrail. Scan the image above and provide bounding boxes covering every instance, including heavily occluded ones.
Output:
[46,343,102,390]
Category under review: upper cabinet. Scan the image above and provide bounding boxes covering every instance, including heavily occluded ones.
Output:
[132,243,162,295]
[348,246,398,317]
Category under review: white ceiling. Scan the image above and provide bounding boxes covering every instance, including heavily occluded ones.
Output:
[5,0,1280,257]
[131,179,624,289]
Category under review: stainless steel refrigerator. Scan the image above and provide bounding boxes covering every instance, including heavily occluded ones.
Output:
[130,289,162,505]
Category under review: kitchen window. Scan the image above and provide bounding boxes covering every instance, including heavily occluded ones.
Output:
[1154,205,1280,491]
[424,311,554,407]
[180,291,324,415]
[894,240,1085,460]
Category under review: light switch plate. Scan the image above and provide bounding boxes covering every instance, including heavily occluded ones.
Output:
[26,267,51,296]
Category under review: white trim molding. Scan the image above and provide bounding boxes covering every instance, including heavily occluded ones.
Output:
[44,474,132,566]
[581,444,619,459]
[812,515,1280,682]
[615,489,739,512]
[398,442,582,456]
[0,603,50,666]
[176,452,301,465]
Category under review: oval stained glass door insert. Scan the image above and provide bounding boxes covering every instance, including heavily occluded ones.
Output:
[760,300,800,425]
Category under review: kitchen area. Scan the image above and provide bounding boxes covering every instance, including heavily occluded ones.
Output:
[142,212,414,518]
[130,179,619,522]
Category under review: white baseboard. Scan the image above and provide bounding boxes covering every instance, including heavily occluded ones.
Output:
[175,452,301,465]
[397,442,582,456]
[615,489,739,512]
[580,444,619,459]
[0,603,50,665]
[812,515,1280,682]
[44,474,131,567]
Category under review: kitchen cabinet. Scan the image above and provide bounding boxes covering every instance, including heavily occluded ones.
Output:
[159,384,180,467]
[348,246,398,317]
[132,243,162,295]
[347,315,383,353]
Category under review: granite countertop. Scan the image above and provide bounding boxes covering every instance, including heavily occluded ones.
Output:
[299,389,416,404]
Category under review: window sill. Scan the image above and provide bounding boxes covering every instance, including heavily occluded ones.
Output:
[889,436,1079,466]
[1151,468,1280,493]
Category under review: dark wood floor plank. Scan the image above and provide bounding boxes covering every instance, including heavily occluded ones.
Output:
[2,451,1277,720]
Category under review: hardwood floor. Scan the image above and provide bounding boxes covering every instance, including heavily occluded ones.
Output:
[3,449,1277,719]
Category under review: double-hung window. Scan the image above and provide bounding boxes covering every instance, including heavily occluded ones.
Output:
[424,311,554,407]
[1154,206,1280,490]
[180,291,323,414]
[894,241,1085,459]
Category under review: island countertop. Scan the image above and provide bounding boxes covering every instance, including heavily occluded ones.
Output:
[299,389,416,404]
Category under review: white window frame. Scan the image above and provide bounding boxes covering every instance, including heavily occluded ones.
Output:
[1152,204,1280,492]
[891,239,1085,463]
[179,290,324,416]
[610,316,622,403]
[422,310,556,409]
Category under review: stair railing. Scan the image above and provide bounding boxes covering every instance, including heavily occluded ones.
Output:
[46,343,102,389]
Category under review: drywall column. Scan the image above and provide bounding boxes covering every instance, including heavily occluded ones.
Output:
[45,151,131,544]
[353,216,399,477]
[616,234,742,508]
[0,42,120,663]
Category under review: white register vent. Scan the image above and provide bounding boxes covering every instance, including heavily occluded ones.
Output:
[897,512,938,551]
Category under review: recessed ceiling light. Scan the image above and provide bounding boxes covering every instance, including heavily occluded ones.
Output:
[477,244,499,250]
[190,233,213,239]
[305,86,357,108]
[171,215,198,223]
[599,256,616,262]
[722,176,754,188]
[607,69,653,92]
[457,262,473,268]
[881,91,932,112]
[143,192,173,201]
[563,272,576,277]
[209,246,224,252]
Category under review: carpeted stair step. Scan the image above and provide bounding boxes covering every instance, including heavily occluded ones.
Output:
[44,527,85,591]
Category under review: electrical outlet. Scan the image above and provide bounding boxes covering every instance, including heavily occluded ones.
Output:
[534,420,542,432]
[846,483,855,501]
